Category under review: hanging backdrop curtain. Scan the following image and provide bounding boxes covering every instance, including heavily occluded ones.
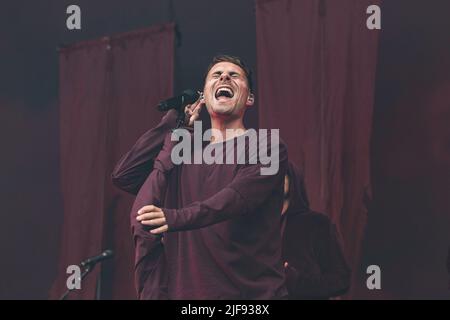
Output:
[256,0,380,296]
[50,23,174,300]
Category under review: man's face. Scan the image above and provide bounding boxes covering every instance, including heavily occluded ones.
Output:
[203,62,254,119]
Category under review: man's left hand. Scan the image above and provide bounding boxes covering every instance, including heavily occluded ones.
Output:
[136,205,168,234]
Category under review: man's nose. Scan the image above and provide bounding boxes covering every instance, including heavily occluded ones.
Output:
[219,73,231,81]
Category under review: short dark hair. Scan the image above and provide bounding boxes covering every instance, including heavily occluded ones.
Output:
[204,55,253,93]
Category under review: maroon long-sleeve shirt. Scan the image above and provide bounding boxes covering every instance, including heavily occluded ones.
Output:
[112,110,288,299]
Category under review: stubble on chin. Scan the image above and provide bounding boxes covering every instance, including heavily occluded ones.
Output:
[208,102,234,116]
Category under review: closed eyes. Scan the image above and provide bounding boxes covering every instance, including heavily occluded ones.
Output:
[211,71,241,79]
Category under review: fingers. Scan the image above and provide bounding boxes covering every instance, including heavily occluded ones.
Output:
[150,224,169,235]
[191,103,202,117]
[185,99,201,114]
[184,104,192,115]
[192,99,203,111]
[140,217,166,226]
[184,99,204,126]
[136,211,164,221]
[136,205,169,234]
[188,102,203,126]
[137,205,162,215]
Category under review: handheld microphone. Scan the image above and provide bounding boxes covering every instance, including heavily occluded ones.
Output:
[80,249,114,267]
[157,89,200,112]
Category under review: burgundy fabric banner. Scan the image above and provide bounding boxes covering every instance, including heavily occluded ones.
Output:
[256,0,380,296]
[50,24,174,299]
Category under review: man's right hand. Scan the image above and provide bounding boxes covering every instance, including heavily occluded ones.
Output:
[184,98,204,126]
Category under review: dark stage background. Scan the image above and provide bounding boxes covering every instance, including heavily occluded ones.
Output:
[0,0,449,299]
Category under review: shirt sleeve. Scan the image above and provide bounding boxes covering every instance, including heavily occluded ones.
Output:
[112,110,181,298]
[131,159,174,299]
[164,136,288,232]
[111,110,178,195]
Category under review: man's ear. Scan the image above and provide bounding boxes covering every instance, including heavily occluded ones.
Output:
[246,93,255,106]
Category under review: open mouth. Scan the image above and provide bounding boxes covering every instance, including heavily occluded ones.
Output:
[215,86,234,99]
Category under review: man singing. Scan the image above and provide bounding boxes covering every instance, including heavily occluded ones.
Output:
[112,55,288,299]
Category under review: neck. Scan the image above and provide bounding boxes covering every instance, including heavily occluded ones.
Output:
[210,116,246,143]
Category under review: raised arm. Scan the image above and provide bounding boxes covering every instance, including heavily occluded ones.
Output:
[111,109,178,195]
[129,104,202,299]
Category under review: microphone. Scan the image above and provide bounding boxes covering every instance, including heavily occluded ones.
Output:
[157,89,200,112]
[80,249,114,267]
